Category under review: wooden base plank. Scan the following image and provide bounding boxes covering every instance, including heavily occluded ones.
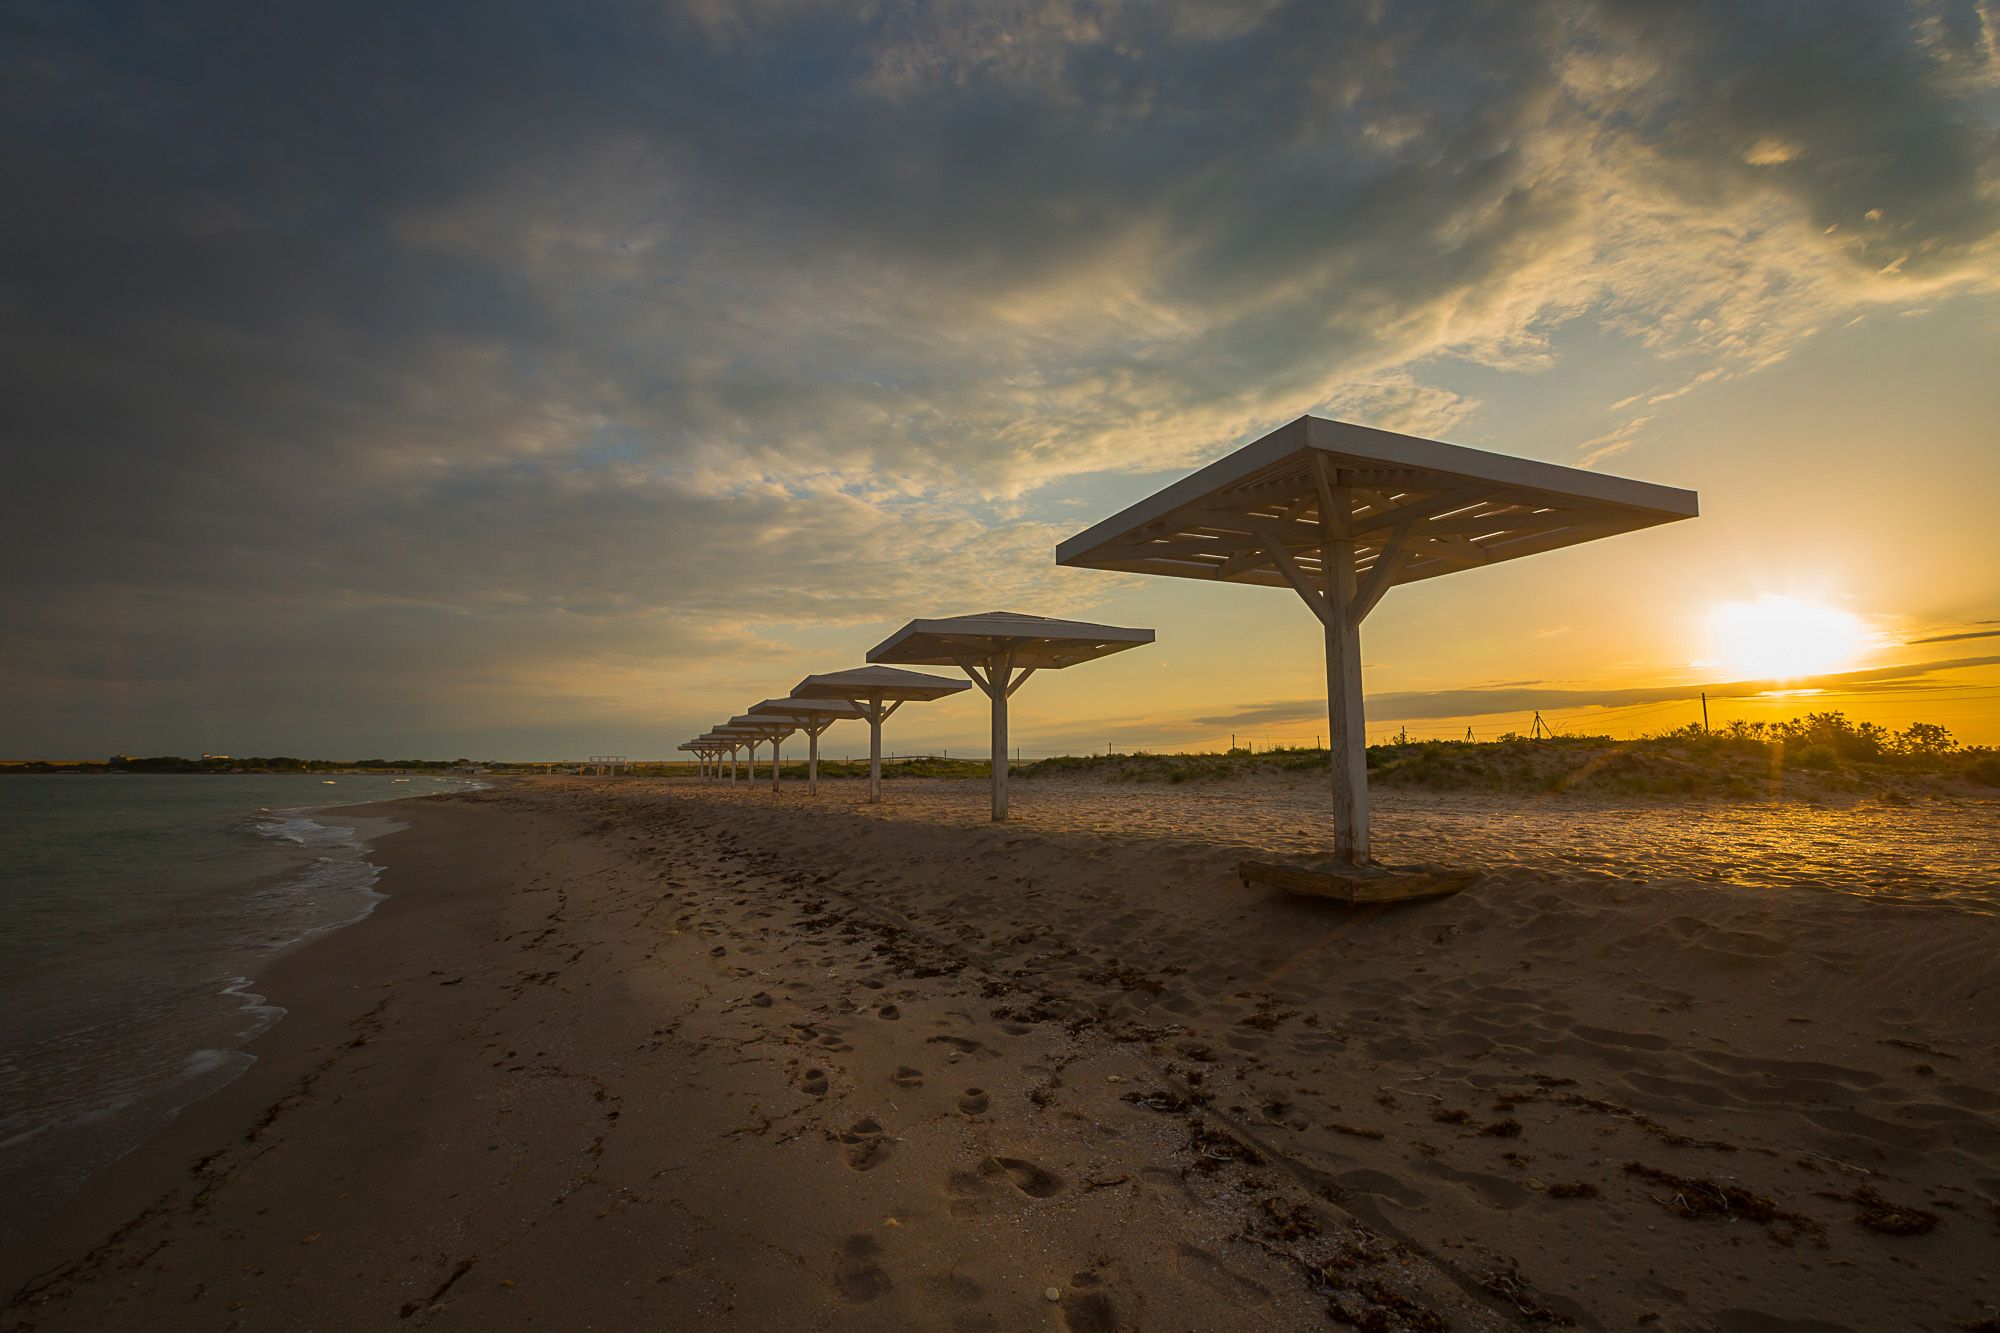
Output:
[1238,860,1477,904]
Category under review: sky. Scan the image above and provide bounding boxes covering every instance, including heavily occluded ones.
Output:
[3,0,1998,761]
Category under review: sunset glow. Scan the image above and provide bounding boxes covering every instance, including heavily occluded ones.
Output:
[2,3,1996,757]
[1705,596,1873,683]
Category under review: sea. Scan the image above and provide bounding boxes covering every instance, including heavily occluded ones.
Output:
[0,773,481,1242]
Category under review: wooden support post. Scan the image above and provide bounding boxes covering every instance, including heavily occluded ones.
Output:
[807,725,821,794]
[770,734,783,793]
[956,650,1019,821]
[1324,594,1369,865]
[1314,459,1370,866]
[865,697,884,803]
[990,652,1012,822]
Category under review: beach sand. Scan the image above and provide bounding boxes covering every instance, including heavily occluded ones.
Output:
[5,776,1997,1330]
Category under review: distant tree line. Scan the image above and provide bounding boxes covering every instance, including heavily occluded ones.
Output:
[0,755,478,774]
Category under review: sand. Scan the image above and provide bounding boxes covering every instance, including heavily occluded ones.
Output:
[5,775,1997,1331]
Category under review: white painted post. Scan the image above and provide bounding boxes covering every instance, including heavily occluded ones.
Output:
[747,738,759,784]
[867,698,883,803]
[1321,483,1371,866]
[990,654,1010,823]
[1325,614,1369,864]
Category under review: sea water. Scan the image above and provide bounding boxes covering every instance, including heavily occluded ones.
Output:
[0,773,479,1242]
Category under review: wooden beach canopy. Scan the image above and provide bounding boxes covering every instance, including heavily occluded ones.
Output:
[792,666,970,804]
[689,733,731,780]
[749,697,864,795]
[1056,415,1698,866]
[677,740,705,779]
[709,723,763,782]
[867,611,1154,821]
[726,713,797,792]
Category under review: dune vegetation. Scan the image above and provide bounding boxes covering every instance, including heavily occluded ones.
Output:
[1012,713,1997,801]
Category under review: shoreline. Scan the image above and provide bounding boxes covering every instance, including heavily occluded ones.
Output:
[7,777,1996,1329]
[0,792,483,1309]
[0,779,475,1251]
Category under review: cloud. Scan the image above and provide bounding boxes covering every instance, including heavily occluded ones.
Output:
[1907,620,2000,644]
[1184,655,2000,733]
[4,0,1998,753]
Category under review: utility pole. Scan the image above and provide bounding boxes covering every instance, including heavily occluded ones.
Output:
[1532,711,1549,740]
[1466,726,1474,742]
[1701,692,1710,734]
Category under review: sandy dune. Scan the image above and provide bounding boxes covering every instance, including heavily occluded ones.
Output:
[6,776,1996,1330]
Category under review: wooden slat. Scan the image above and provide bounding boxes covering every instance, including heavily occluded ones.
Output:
[1238,860,1478,903]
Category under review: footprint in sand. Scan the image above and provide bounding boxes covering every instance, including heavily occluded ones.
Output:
[800,1068,829,1096]
[750,991,773,1008]
[927,1035,980,1054]
[957,1088,990,1115]
[891,1066,925,1089]
[878,1004,901,1021]
[945,1169,992,1218]
[980,1155,1063,1198]
[841,1118,892,1171]
[1062,1290,1121,1333]
[833,1233,890,1303]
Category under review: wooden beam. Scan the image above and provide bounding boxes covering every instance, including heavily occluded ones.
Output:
[1343,481,1501,540]
[1263,536,1332,627]
[1347,519,1416,626]
[954,658,995,697]
[1093,536,1232,563]
[1411,534,1493,568]
[1310,452,1347,541]
[1420,506,1620,536]
[1215,544,1277,579]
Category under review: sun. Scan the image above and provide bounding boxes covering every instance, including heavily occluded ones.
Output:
[1705,595,1871,682]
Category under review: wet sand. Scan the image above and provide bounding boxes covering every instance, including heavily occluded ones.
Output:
[5,776,1997,1330]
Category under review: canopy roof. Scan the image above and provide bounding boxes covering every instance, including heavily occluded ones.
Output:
[793,666,971,701]
[1054,416,1698,594]
[750,696,866,720]
[868,610,1153,670]
[726,713,796,733]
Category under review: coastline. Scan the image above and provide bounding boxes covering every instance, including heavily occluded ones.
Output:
[7,777,1996,1330]
[0,790,507,1317]
[0,778,480,1249]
